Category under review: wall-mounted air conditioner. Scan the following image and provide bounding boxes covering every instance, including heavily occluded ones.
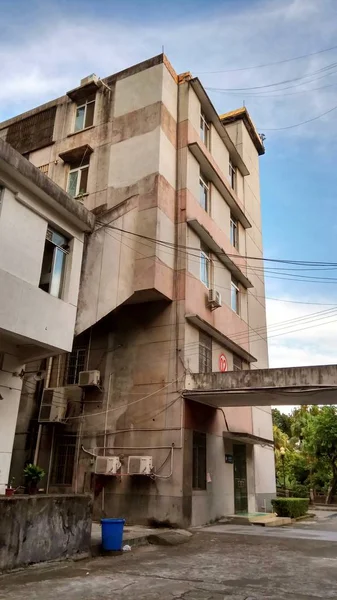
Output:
[78,370,100,387]
[38,388,68,423]
[94,456,121,475]
[127,456,153,475]
[208,288,222,310]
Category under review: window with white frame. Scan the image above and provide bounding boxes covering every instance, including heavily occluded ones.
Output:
[67,156,89,198]
[230,214,238,249]
[200,111,210,148]
[231,277,240,314]
[199,174,209,212]
[200,243,211,288]
[74,94,95,132]
[229,160,236,190]
[39,227,69,298]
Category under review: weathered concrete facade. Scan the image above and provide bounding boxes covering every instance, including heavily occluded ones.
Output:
[0,494,92,571]
[2,54,275,524]
[0,140,93,494]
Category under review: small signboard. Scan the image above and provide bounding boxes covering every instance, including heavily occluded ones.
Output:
[225,454,234,464]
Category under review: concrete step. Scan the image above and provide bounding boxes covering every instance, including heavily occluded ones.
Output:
[224,513,292,527]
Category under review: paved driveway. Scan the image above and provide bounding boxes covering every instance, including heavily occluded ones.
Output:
[2,510,337,599]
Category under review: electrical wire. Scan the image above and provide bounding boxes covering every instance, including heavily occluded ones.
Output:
[196,44,337,74]
[259,103,337,131]
[203,60,337,92]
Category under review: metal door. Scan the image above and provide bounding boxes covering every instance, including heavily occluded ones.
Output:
[233,444,248,514]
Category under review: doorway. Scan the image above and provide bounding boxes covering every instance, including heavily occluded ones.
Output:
[233,444,248,514]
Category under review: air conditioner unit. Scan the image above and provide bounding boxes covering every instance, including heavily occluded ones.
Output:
[127,456,153,475]
[78,370,100,387]
[38,388,68,423]
[80,73,98,86]
[208,288,222,310]
[94,456,121,475]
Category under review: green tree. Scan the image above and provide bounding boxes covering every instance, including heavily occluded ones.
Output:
[272,408,292,438]
[304,406,337,504]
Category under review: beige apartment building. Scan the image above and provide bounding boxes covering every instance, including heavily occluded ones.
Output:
[0,54,275,526]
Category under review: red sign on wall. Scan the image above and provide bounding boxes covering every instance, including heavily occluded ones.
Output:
[219,353,227,372]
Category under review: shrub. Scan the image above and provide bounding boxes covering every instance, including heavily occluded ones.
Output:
[290,484,309,498]
[271,498,309,519]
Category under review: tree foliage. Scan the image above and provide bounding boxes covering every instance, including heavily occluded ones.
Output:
[272,405,337,503]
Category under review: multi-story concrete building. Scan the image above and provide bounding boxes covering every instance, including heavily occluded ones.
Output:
[0,138,94,494]
[0,54,275,525]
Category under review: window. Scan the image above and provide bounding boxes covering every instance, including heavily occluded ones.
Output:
[230,215,238,250]
[51,433,76,485]
[199,331,212,373]
[200,111,210,148]
[39,227,69,298]
[193,431,207,490]
[74,95,95,132]
[231,278,240,314]
[233,354,242,371]
[199,174,209,212]
[66,347,87,385]
[67,156,89,198]
[200,243,211,288]
[229,160,236,190]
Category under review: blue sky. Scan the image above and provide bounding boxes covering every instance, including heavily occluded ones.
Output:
[1,0,337,370]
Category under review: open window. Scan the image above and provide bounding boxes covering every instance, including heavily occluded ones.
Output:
[39,227,69,298]
[59,144,93,199]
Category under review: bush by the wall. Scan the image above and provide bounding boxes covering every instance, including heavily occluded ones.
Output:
[271,498,309,519]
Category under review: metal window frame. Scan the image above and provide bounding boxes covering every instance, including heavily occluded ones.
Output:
[229,160,236,190]
[230,215,238,249]
[68,164,89,197]
[200,111,210,148]
[199,331,212,374]
[199,174,210,212]
[65,347,87,385]
[74,98,95,132]
[231,278,240,314]
[51,433,77,486]
[200,244,211,288]
[42,227,69,298]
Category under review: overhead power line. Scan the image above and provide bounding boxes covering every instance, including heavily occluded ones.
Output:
[196,44,337,74]
[203,61,337,92]
[259,102,337,131]
[95,221,337,269]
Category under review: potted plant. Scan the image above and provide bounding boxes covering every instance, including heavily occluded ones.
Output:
[5,477,15,497]
[23,464,45,495]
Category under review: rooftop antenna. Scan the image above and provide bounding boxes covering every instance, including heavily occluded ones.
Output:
[162,45,165,54]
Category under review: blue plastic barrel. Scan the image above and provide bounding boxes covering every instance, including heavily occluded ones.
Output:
[101,518,125,551]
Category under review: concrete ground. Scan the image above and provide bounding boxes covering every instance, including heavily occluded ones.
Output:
[2,509,337,599]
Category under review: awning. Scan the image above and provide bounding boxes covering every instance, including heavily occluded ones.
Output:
[59,144,93,165]
[223,431,274,447]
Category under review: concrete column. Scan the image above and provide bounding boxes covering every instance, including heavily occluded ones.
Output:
[0,354,24,494]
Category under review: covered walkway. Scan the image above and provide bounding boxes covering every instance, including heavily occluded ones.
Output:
[184,364,337,407]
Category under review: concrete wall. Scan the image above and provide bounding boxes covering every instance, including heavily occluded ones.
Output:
[0,181,85,357]
[0,494,92,571]
[0,355,24,495]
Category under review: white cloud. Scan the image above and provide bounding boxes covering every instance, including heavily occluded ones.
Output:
[266,297,337,368]
[1,0,337,141]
